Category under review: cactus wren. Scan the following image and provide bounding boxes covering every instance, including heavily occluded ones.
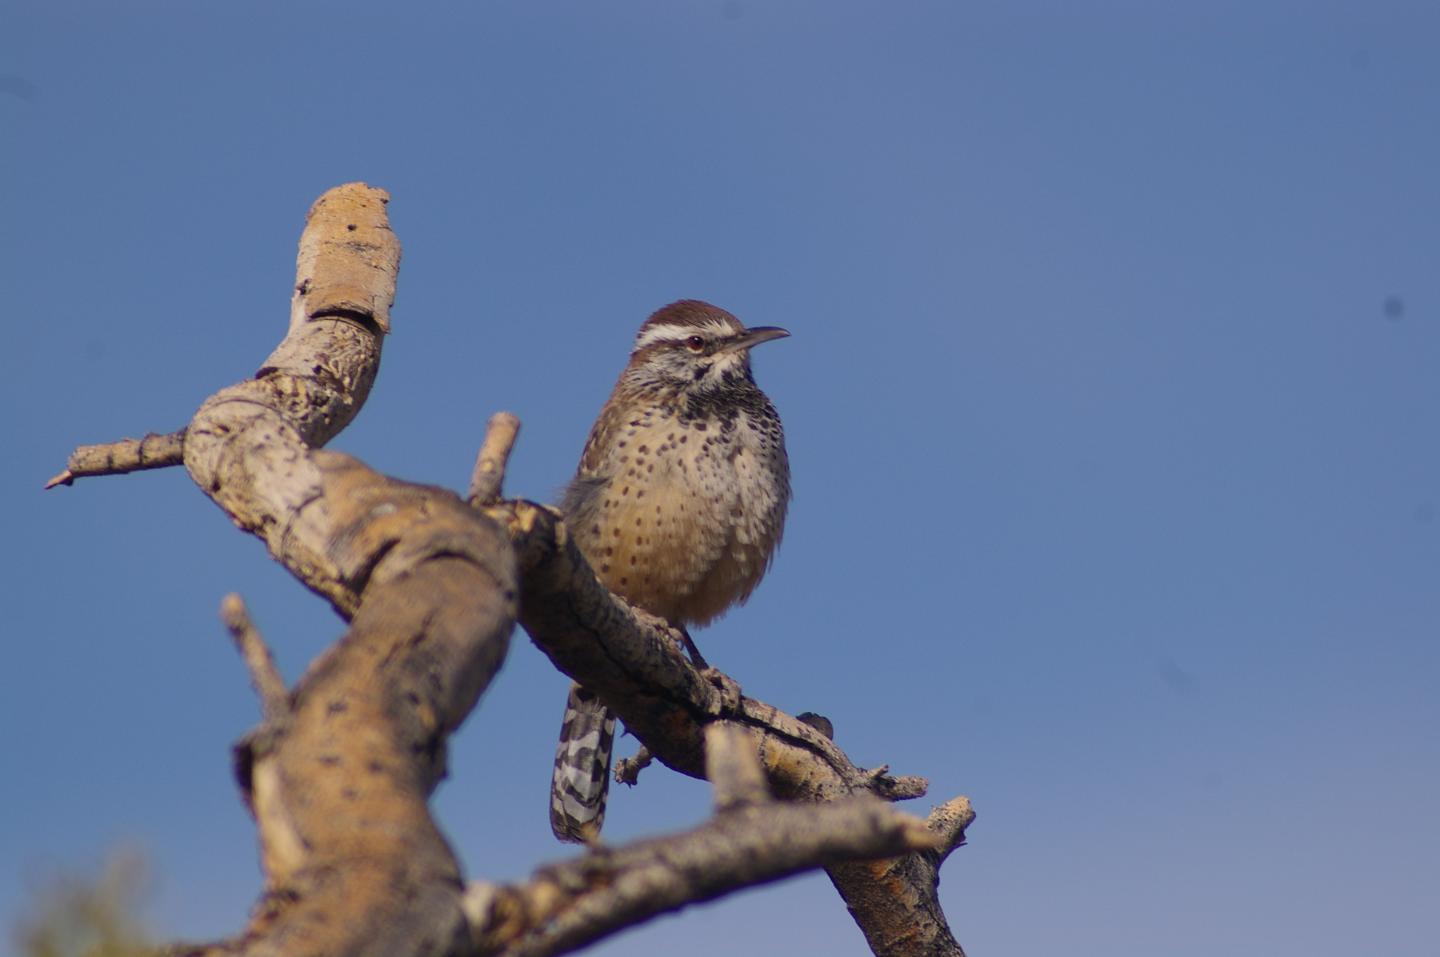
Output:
[550,299,791,843]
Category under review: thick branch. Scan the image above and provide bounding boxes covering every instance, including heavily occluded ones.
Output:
[466,795,940,957]
[180,184,402,617]
[483,499,970,956]
[485,501,925,798]
[55,182,970,957]
[827,795,975,957]
[65,185,518,957]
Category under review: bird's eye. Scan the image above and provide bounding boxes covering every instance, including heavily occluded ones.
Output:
[684,335,705,352]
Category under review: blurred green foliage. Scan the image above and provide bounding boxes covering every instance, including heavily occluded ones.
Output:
[14,851,152,957]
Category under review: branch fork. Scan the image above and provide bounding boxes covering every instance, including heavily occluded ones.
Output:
[49,183,973,957]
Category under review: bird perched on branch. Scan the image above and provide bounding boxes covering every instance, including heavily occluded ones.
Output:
[550,299,792,843]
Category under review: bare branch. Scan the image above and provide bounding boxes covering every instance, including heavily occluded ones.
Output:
[56,183,973,957]
[822,800,973,957]
[926,796,975,868]
[829,788,973,955]
[186,185,515,956]
[483,498,971,955]
[179,184,407,617]
[60,185,518,957]
[485,500,929,799]
[48,177,402,494]
[465,796,941,957]
[884,775,932,801]
[220,594,288,721]
[45,429,185,488]
[468,411,521,506]
[704,722,769,810]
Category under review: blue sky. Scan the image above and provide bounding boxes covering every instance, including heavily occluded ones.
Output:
[3,3,1437,955]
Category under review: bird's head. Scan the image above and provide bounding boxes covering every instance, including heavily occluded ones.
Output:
[623,300,789,395]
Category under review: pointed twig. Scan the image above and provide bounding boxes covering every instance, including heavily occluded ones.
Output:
[45,429,185,488]
[220,593,289,720]
[880,775,930,800]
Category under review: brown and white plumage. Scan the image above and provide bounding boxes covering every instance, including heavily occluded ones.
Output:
[549,300,791,843]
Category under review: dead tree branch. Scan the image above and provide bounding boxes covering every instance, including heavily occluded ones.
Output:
[482,499,972,956]
[57,185,518,957]
[220,594,289,721]
[468,411,521,506]
[50,183,972,957]
[704,722,770,809]
[465,723,941,957]
[44,429,185,488]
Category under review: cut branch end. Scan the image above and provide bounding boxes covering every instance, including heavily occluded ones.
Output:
[925,795,975,866]
[469,411,522,506]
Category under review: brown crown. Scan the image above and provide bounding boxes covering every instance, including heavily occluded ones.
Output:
[639,300,745,334]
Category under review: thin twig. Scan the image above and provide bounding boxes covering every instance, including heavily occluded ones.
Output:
[220,593,289,720]
[45,429,185,488]
[882,775,931,800]
[468,412,522,506]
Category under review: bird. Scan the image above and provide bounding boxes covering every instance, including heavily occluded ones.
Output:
[550,299,792,843]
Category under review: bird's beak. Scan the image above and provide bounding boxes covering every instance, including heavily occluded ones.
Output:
[724,326,791,353]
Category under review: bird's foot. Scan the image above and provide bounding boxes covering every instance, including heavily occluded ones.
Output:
[676,626,710,669]
[615,745,653,786]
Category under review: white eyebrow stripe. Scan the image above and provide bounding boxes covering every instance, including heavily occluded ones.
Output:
[631,319,736,352]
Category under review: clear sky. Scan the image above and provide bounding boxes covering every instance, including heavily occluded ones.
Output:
[3,3,1437,955]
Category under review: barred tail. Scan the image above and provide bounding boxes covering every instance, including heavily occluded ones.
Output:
[550,682,616,843]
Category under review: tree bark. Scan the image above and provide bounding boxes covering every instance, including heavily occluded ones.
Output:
[483,498,973,956]
[49,183,973,957]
